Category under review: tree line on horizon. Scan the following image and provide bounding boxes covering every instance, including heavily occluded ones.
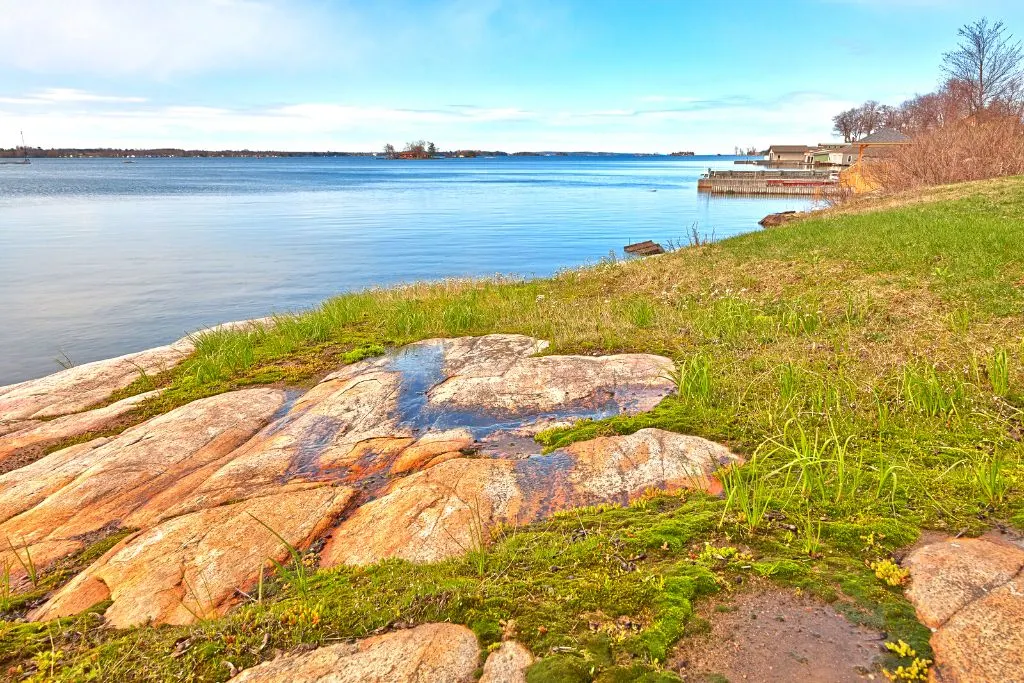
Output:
[832,17,1024,190]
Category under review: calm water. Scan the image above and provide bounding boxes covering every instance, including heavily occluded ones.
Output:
[0,156,810,384]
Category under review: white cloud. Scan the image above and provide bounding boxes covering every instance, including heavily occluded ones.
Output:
[0,89,853,153]
[0,88,146,105]
[0,0,331,77]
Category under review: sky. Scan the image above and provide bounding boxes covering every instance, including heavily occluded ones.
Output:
[2,0,1024,153]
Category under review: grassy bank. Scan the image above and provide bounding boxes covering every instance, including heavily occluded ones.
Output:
[4,177,1024,681]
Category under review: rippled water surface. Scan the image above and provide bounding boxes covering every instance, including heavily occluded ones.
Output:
[0,156,810,384]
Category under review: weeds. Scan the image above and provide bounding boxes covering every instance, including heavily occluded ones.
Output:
[883,640,932,681]
[870,558,910,587]
[6,538,38,588]
[247,514,311,601]
[799,512,824,558]
[720,463,778,533]
[972,452,1010,506]
[902,365,960,417]
[988,348,1010,397]
[666,352,713,405]
[54,349,75,371]
[0,560,11,613]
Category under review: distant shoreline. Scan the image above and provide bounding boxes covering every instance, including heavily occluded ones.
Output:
[0,148,737,160]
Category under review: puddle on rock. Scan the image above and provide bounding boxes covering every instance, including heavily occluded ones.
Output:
[386,340,635,446]
[278,338,672,497]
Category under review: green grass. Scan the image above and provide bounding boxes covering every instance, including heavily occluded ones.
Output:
[4,177,1024,681]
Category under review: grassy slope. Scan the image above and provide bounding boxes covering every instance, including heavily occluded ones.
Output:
[4,178,1023,682]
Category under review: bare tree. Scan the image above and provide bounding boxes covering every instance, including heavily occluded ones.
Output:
[942,18,1024,114]
[857,100,884,137]
[833,108,859,142]
[383,143,396,159]
[833,101,887,141]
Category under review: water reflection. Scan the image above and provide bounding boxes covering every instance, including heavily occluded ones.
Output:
[0,156,811,383]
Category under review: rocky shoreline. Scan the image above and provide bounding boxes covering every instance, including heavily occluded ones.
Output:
[2,325,1022,679]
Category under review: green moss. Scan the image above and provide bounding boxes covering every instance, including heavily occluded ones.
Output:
[526,655,593,683]
[594,665,683,682]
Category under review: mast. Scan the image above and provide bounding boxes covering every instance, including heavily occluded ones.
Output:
[20,131,26,159]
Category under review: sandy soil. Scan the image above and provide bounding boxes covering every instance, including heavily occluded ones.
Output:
[672,588,885,682]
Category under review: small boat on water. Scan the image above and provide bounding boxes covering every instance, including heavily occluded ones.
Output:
[0,131,31,165]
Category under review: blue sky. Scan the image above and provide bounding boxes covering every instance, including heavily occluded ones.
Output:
[1,0,1023,152]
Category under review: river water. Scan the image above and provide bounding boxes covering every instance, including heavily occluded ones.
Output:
[0,155,810,384]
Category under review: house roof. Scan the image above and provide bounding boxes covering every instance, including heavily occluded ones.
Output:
[855,128,911,144]
[767,145,812,153]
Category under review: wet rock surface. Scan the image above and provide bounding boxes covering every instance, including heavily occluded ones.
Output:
[0,334,738,629]
[233,623,481,683]
[904,535,1024,682]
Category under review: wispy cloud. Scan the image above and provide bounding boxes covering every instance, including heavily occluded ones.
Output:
[0,88,147,105]
[0,0,333,77]
[0,87,853,152]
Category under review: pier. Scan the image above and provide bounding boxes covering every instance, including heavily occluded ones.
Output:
[698,170,839,196]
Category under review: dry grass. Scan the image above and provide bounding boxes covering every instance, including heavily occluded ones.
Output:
[873,118,1024,192]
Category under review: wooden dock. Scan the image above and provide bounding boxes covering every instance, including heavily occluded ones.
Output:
[698,170,838,196]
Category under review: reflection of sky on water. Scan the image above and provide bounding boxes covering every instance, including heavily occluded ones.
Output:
[0,156,811,384]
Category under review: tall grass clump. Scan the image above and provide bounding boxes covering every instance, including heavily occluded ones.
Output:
[666,352,713,406]
[777,362,800,404]
[901,365,961,417]
[987,348,1010,398]
[972,453,1010,507]
[720,462,780,533]
[620,297,658,329]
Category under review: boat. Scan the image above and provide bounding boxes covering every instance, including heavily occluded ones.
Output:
[0,131,31,165]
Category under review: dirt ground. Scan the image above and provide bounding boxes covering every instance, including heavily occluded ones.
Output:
[671,588,886,682]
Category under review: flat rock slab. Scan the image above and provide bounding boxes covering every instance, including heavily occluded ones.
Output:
[0,388,287,582]
[672,589,884,681]
[904,536,1024,682]
[0,389,161,469]
[233,623,480,683]
[0,317,270,421]
[322,428,738,566]
[5,334,737,629]
[0,341,193,421]
[32,485,352,627]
